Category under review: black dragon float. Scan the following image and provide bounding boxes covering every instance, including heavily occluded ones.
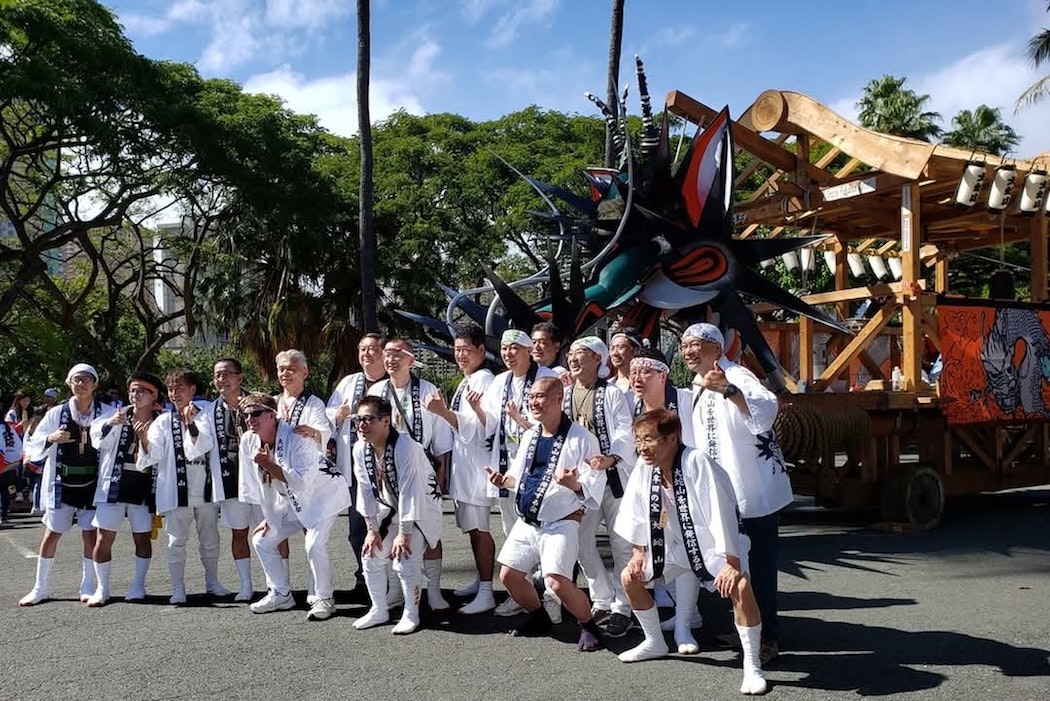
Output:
[399,57,851,389]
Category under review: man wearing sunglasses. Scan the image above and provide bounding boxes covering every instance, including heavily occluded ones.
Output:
[238,392,351,620]
[351,395,443,635]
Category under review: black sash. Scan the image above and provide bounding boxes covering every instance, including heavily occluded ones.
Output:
[273,425,306,517]
[284,391,312,425]
[56,400,104,509]
[447,376,469,494]
[386,377,423,445]
[515,415,572,526]
[172,407,212,507]
[650,445,713,582]
[362,428,400,537]
[497,362,539,497]
[213,395,244,498]
[565,380,622,498]
[106,407,139,504]
[346,374,371,449]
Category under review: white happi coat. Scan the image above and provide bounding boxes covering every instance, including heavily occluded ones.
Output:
[326,371,383,479]
[26,398,116,510]
[275,392,333,449]
[238,421,351,529]
[89,407,155,505]
[140,409,223,514]
[613,446,747,582]
[625,386,698,448]
[565,380,636,482]
[505,420,605,523]
[1,421,23,473]
[457,365,558,498]
[444,368,494,506]
[690,358,792,519]
[352,431,443,548]
[368,377,453,459]
[183,398,246,502]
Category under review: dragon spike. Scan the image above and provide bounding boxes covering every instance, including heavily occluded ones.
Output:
[635,55,659,157]
[586,91,626,166]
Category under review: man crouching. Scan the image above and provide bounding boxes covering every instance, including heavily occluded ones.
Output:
[613,409,766,694]
[488,376,607,652]
[238,392,350,621]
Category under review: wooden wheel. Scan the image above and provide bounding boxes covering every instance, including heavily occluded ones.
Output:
[880,464,945,529]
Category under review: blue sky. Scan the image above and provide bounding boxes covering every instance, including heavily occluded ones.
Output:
[108,0,1050,157]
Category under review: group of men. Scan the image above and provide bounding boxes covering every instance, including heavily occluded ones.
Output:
[15,320,791,695]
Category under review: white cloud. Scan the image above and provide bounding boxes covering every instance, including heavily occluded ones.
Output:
[719,22,750,50]
[265,0,351,31]
[460,0,500,24]
[650,26,698,49]
[488,0,559,48]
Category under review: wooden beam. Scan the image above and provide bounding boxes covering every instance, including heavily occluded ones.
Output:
[798,316,813,384]
[901,183,923,391]
[812,298,899,389]
[1030,214,1048,302]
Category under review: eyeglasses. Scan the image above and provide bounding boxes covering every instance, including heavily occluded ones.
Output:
[681,340,716,352]
[245,409,273,419]
[127,387,155,396]
[634,435,665,449]
[69,375,95,385]
[354,414,382,424]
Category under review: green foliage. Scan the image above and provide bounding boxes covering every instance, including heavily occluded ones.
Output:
[856,75,943,141]
[942,105,1019,156]
[1018,2,1050,108]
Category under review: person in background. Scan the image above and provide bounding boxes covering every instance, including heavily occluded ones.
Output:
[608,330,642,393]
[6,390,32,434]
[0,419,23,526]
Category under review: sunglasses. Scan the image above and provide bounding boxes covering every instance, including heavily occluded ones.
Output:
[245,408,273,419]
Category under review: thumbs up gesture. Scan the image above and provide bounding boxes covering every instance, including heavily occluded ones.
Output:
[701,359,728,393]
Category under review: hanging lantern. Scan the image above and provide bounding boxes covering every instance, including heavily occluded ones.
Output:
[822,250,838,275]
[847,251,866,278]
[1018,170,1048,214]
[887,255,903,280]
[781,251,800,272]
[954,162,986,207]
[987,165,1017,211]
[867,255,890,281]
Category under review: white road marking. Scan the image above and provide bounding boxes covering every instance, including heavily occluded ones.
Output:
[0,534,38,559]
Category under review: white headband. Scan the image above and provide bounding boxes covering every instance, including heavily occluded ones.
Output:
[630,356,669,374]
[682,323,724,348]
[66,363,99,383]
[570,336,611,379]
[501,329,533,348]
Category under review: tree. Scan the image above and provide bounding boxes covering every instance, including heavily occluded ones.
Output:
[357,0,379,333]
[942,105,1020,156]
[856,75,942,141]
[604,0,625,168]
[1018,1,1050,109]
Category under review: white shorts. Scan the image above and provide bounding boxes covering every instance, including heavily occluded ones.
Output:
[92,502,152,533]
[497,517,580,578]
[219,499,262,530]
[454,501,492,533]
[43,505,96,534]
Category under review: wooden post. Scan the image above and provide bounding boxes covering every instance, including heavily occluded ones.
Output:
[900,183,923,391]
[1030,215,1048,302]
[934,257,949,294]
[798,316,812,387]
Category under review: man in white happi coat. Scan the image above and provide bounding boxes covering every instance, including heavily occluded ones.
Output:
[19,363,116,606]
[563,336,636,639]
[368,337,454,612]
[613,409,767,695]
[530,321,568,378]
[327,332,388,597]
[458,329,557,616]
[273,348,333,603]
[139,369,227,604]
[238,393,351,620]
[185,357,257,601]
[489,376,607,651]
[608,330,642,392]
[626,349,700,624]
[682,322,791,666]
[423,324,497,614]
[86,372,164,606]
[351,395,443,635]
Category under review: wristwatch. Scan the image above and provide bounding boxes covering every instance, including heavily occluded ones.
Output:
[723,384,740,398]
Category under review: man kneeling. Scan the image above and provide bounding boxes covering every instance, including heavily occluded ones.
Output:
[614,409,767,695]
[488,376,607,652]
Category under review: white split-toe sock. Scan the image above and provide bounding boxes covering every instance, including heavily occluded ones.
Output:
[617,607,669,663]
[458,581,496,614]
[737,623,768,695]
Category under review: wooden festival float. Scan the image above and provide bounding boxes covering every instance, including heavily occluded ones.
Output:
[667,89,1050,528]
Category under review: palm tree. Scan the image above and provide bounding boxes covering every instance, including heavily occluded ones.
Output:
[856,75,942,142]
[358,0,378,332]
[942,105,1019,156]
[604,0,625,168]
[1017,1,1050,109]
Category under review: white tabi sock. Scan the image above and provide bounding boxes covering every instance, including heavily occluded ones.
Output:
[453,577,479,598]
[234,558,253,601]
[126,556,150,601]
[393,570,422,635]
[617,606,669,663]
[203,557,231,596]
[88,561,111,606]
[19,556,54,605]
[736,623,767,695]
[423,559,450,611]
[459,580,496,615]
[673,575,701,653]
[80,557,97,602]
[353,564,390,630]
[168,560,187,605]
[653,578,675,607]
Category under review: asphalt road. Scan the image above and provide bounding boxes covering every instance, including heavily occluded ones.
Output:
[1,490,1048,701]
